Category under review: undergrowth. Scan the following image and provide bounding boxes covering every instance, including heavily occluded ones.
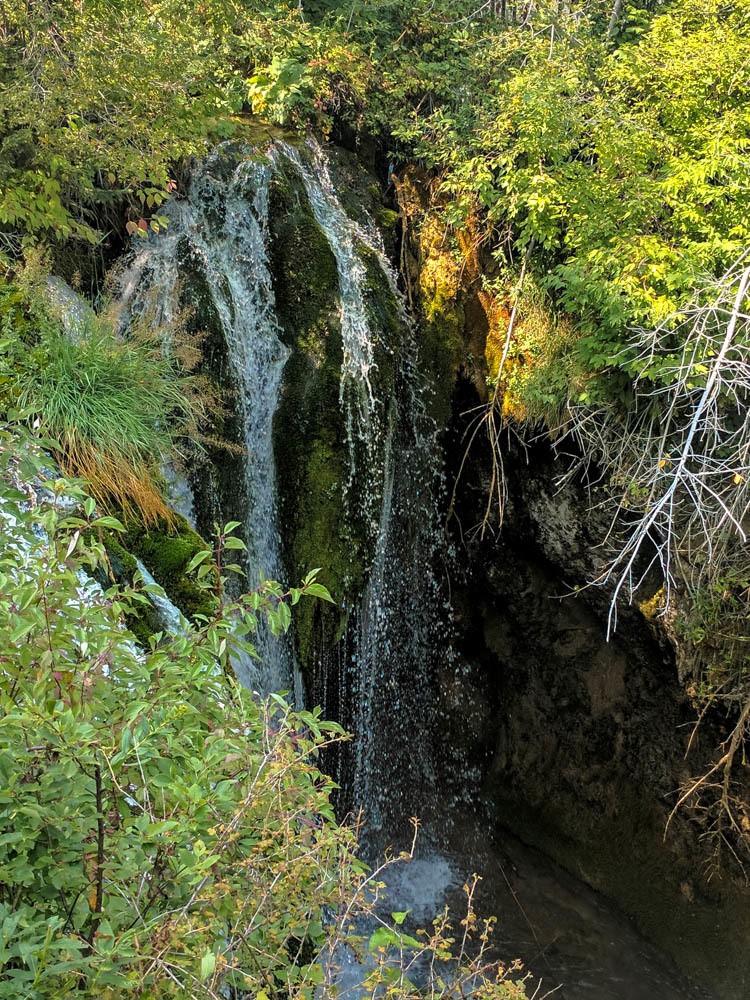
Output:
[0,418,530,999]
[1,261,203,526]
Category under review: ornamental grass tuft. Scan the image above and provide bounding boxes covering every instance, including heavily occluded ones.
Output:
[21,327,189,526]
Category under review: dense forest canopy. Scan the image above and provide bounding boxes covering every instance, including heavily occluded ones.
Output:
[3,0,749,335]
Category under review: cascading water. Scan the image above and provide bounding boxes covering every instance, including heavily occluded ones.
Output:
[270,139,457,847]
[348,346,455,848]
[273,140,383,519]
[134,560,186,635]
[117,147,293,694]
[119,135,455,839]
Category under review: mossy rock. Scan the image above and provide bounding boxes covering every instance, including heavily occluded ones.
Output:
[89,530,176,646]
[102,532,138,580]
[268,162,353,665]
[267,162,341,348]
[358,241,403,386]
[375,207,399,232]
[90,532,152,646]
[121,513,217,622]
[267,157,407,669]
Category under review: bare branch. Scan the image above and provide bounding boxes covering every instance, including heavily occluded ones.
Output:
[554,252,750,633]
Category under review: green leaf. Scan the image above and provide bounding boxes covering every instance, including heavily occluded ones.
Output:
[200,949,216,981]
[222,536,247,551]
[304,583,335,604]
[186,549,212,573]
[91,516,124,531]
[368,926,401,952]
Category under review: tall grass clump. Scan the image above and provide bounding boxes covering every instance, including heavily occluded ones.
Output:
[21,324,191,525]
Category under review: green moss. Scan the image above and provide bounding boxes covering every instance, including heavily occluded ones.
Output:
[322,147,391,238]
[268,166,340,343]
[103,532,138,580]
[87,515,216,645]
[124,607,156,649]
[360,243,403,349]
[89,531,165,646]
[375,207,399,231]
[268,163,379,670]
[121,514,217,622]
[268,164,350,666]
[415,296,466,429]
[90,532,150,645]
[284,436,361,665]
[267,158,410,675]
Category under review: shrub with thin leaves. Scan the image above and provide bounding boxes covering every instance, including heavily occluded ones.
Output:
[0,418,356,996]
[17,319,194,525]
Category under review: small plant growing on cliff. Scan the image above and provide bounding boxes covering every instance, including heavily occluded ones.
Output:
[17,319,193,526]
[556,254,750,868]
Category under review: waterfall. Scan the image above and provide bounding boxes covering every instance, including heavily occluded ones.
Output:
[117,148,293,694]
[100,139,729,1000]
[272,140,389,551]
[273,142,378,405]
[117,138,458,846]
[271,140,456,848]
[350,348,454,849]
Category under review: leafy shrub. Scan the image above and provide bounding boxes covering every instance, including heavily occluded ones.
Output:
[0,419,529,999]
[0,419,349,996]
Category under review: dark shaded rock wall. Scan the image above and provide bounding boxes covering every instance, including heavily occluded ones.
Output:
[442,396,750,998]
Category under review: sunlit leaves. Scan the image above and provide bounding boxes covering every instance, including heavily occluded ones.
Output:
[392,0,750,365]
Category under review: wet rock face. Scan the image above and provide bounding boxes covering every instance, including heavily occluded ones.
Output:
[442,414,750,998]
[267,146,406,671]
[267,156,350,664]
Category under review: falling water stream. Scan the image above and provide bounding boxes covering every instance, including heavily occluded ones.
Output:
[117,139,712,1000]
[270,140,452,844]
[118,148,292,693]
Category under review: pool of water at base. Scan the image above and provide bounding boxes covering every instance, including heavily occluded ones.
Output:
[335,808,713,1000]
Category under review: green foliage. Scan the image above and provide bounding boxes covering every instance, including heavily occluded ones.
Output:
[2,0,748,404]
[393,0,750,351]
[120,513,218,623]
[0,419,345,995]
[0,0,374,255]
[0,420,528,998]
[21,326,180,462]
[212,0,750,410]
[0,269,203,524]
[0,288,55,412]
[0,0,247,246]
